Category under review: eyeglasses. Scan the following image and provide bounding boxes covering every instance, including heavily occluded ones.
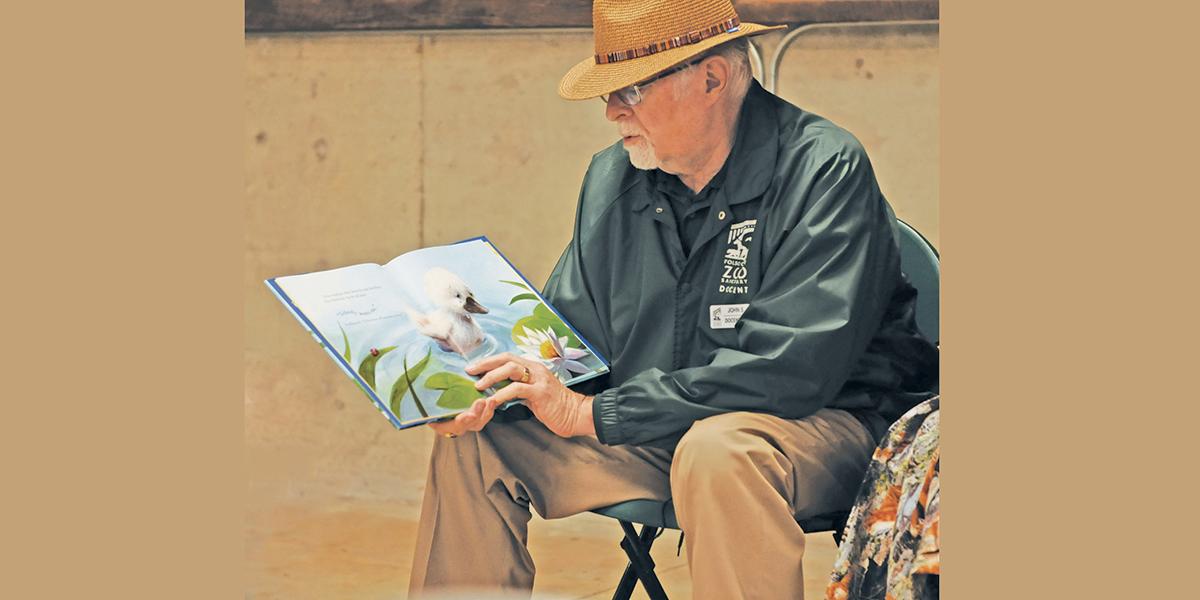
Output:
[600,56,706,107]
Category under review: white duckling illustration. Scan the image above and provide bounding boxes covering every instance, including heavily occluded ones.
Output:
[404,267,490,357]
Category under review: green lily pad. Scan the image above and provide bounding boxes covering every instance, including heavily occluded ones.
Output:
[513,303,581,348]
[424,372,485,410]
[357,346,397,390]
[390,348,433,415]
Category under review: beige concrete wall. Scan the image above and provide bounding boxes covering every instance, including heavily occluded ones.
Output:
[761,22,940,245]
[245,25,937,596]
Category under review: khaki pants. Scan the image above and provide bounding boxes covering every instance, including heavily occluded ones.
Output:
[408,408,875,600]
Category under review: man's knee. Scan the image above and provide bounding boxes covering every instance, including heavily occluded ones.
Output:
[669,413,794,509]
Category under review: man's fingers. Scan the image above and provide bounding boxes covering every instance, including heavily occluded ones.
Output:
[474,361,530,391]
[428,396,501,437]
[486,382,529,407]
[469,398,497,431]
[429,353,541,436]
[428,419,462,437]
[455,398,491,431]
[465,352,519,375]
[458,401,482,423]
[468,398,488,418]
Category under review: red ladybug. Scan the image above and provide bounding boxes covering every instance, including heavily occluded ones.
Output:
[369,348,379,357]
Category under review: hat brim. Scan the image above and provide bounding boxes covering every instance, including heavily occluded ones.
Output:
[558,22,786,101]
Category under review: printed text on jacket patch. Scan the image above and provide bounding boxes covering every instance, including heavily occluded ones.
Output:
[719,219,756,294]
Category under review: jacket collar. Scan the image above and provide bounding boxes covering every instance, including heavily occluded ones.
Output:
[630,80,779,212]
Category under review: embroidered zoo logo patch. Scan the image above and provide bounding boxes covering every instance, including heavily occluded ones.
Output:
[719,219,756,294]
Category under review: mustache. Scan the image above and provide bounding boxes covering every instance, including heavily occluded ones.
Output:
[619,126,646,137]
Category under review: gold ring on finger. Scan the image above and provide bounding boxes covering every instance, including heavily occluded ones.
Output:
[520,366,531,384]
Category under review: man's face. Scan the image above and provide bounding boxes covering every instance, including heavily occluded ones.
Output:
[604,66,703,173]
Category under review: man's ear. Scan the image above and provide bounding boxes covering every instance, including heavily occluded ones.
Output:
[705,69,720,93]
[703,56,731,100]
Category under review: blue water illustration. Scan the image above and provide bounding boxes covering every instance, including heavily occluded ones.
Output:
[372,293,604,424]
[282,239,608,425]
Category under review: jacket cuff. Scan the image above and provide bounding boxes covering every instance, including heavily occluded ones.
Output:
[592,388,625,445]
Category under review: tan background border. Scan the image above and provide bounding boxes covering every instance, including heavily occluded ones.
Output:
[3,3,245,599]
[5,1,1198,598]
[940,0,1198,596]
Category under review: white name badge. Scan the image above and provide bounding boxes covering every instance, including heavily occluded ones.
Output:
[709,303,749,329]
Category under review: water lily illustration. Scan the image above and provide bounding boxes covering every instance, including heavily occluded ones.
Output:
[515,326,590,379]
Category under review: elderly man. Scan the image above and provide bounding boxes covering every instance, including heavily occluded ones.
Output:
[409,1,938,598]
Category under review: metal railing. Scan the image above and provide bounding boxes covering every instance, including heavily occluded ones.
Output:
[763,19,939,93]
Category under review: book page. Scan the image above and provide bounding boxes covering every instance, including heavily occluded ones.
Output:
[377,238,608,422]
[272,263,421,415]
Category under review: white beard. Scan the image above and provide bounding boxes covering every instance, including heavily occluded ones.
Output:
[625,137,661,170]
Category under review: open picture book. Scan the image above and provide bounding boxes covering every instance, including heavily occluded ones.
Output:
[265,237,609,430]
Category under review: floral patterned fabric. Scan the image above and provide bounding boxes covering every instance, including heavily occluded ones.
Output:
[827,396,940,600]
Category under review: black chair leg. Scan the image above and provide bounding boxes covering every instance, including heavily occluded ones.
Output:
[611,520,669,600]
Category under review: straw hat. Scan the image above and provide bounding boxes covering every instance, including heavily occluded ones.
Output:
[558,0,785,101]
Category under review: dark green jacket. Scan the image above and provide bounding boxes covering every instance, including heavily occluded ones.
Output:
[542,82,938,450]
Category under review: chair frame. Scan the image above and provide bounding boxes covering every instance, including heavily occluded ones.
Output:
[601,504,851,600]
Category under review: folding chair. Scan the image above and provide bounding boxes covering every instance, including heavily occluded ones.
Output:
[591,218,940,600]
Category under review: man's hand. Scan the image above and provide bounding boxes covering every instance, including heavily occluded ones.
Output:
[427,393,503,438]
[464,353,596,439]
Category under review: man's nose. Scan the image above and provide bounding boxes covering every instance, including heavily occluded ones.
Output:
[604,95,631,122]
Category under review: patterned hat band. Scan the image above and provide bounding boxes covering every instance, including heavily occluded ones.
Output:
[594,17,741,65]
